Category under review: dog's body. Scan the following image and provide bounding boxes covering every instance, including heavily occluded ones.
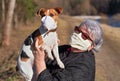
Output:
[17,8,64,81]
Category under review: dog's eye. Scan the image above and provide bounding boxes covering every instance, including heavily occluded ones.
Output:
[42,14,45,17]
[50,13,54,17]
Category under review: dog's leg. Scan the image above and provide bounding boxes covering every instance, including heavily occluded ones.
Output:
[53,45,65,68]
[18,45,34,81]
[45,46,54,60]
[19,60,33,81]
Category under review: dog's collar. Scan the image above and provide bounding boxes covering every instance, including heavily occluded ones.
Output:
[43,28,57,37]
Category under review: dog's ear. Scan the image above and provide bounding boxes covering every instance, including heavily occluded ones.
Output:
[37,8,47,17]
[54,7,63,14]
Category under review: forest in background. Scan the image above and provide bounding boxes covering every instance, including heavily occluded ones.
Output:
[1,0,120,23]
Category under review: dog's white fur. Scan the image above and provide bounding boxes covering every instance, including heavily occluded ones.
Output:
[17,16,64,81]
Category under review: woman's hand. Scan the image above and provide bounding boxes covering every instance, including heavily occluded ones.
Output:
[33,38,46,76]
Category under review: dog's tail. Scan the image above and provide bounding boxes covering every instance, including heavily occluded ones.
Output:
[16,65,19,72]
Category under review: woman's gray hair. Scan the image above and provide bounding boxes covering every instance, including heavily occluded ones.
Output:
[79,19,103,52]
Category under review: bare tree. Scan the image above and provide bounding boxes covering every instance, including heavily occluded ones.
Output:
[2,0,16,46]
[2,0,5,24]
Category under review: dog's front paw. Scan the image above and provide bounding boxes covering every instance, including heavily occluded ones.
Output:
[58,62,65,69]
[48,55,54,60]
[49,56,54,60]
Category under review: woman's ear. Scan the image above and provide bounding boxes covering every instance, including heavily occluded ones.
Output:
[88,44,94,51]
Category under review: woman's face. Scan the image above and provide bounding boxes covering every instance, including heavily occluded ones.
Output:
[74,25,93,43]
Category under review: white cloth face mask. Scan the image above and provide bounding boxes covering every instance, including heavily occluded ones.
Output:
[70,32,91,51]
[41,16,57,30]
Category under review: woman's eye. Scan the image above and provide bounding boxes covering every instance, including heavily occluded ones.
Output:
[81,33,88,40]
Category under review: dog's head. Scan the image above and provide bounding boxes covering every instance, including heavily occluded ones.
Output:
[37,7,63,22]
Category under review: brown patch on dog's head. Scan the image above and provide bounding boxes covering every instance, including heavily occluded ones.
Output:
[37,8,47,17]
[37,7,63,21]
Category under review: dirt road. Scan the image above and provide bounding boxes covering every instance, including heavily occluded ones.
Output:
[95,37,120,81]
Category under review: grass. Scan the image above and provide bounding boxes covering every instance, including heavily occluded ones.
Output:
[101,24,120,54]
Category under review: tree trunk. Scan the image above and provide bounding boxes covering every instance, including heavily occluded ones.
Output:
[2,0,16,46]
[13,13,18,29]
[2,0,5,24]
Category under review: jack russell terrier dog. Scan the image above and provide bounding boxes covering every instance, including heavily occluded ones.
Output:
[16,8,64,81]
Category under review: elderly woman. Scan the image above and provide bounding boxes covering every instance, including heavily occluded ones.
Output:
[33,20,103,81]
